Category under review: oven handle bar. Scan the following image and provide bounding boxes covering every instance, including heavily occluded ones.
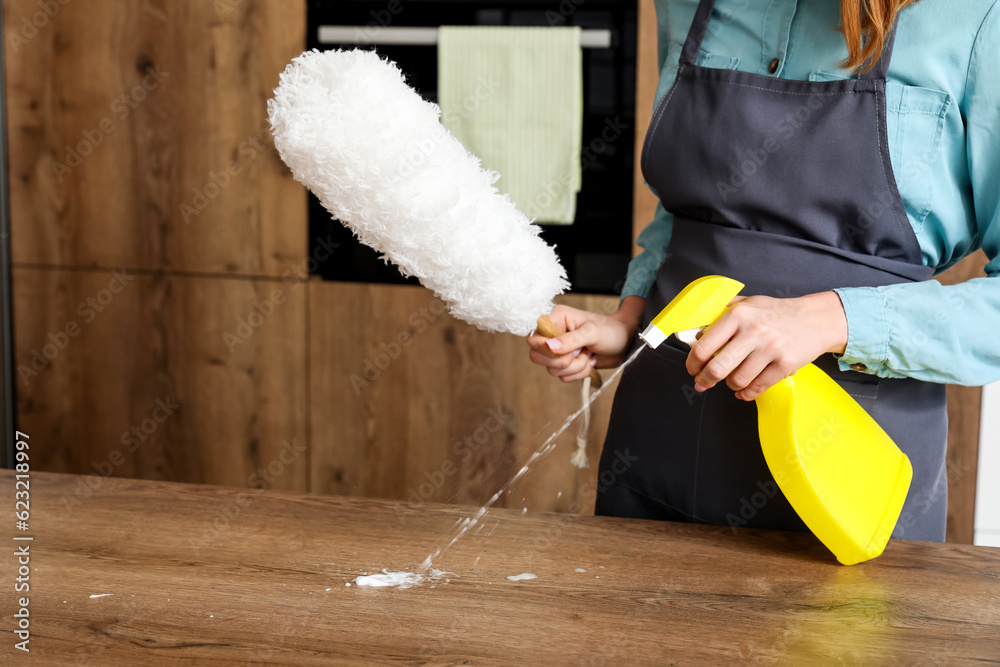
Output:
[318,25,613,49]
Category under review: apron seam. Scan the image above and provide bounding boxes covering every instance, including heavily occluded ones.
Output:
[642,74,685,176]
[874,87,915,237]
[692,76,865,96]
[692,389,707,518]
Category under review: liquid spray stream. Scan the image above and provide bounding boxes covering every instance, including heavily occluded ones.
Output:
[418,345,646,573]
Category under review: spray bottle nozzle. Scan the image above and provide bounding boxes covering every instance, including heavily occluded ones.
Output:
[638,322,669,349]
[638,276,745,350]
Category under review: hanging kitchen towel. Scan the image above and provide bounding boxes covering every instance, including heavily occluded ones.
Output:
[438,26,583,225]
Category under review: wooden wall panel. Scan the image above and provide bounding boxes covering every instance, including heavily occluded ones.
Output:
[308,281,619,514]
[3,0,307,276]
[13,267,308,492]
[937,251,988,544]
[632,0,660,254]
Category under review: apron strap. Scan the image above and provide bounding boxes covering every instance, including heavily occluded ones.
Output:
[679,0,717,67]
[857,22,899,81]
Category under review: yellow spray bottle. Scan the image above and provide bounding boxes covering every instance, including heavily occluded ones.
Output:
[639,276,912,565]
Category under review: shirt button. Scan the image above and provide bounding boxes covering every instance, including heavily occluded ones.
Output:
[768,58,780,74]
[850,363,868,372]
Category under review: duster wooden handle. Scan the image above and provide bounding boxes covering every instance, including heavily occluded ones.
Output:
[536,316,603,389]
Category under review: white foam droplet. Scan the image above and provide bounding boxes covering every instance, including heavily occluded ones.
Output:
[89,594,113,599]
[506,573,538,582]
[575,568,586,573]
[353,569,455,589]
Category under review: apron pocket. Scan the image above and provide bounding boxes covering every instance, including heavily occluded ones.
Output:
[835,377,880,416]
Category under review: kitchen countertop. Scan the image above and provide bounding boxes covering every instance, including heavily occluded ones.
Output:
[2,470,998,665]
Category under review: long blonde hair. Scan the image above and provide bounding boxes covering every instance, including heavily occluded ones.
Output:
[841,0,920,72]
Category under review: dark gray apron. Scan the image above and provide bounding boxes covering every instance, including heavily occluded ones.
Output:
[595,0,948,542]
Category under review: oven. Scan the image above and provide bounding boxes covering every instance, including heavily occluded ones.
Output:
[306,0,639,295]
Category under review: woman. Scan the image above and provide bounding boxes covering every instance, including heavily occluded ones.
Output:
[528,0,1000,541]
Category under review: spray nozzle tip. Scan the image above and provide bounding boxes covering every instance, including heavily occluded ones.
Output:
[638,323,668,349]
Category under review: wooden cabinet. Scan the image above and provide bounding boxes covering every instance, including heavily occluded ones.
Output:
[4,0,307,275]
[5,0,310,492]
[13,267,309,490]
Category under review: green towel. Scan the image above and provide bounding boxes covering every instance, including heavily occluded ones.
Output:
[438,26,583,225]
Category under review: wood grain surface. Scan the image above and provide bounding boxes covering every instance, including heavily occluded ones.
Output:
[1,471,998,665]
[632,0,660,254]
[308,281,619,514]
[4,0,311,491]
[3,0,307,275]
[12,268,308,491]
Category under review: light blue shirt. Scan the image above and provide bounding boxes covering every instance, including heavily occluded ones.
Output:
[624,0,1000,386]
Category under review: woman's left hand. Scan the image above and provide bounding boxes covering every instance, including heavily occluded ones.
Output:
[686,291,849,401]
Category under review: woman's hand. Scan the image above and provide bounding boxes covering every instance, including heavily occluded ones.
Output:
[527,296,645,383]
[687,291,849,401]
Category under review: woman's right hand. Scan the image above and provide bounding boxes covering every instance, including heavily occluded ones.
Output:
[526,296,646,383]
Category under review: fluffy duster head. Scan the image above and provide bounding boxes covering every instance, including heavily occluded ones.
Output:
[267,49,569,336]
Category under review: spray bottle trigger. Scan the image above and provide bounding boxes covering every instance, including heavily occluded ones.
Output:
[675,328,702,348]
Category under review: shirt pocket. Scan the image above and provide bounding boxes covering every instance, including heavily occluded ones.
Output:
[809,71,952,233]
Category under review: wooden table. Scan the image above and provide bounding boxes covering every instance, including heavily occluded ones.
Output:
[2,471,998,665]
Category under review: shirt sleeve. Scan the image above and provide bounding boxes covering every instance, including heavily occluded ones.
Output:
[833,3,1000,386]
[621,201,674,300]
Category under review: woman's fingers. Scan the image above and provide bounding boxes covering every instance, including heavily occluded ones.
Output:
[734,362,792,401]
[686,311,738,379]
[556,351,598,383]
[683,294,832,398]
[528,302,639,377]
[528,347,592,378]
[528,319,599,357]
[725,350,772,393]
[543,320,599,356]
[529,347,583,371]
[526,332,556,355]
[693,339,753,391]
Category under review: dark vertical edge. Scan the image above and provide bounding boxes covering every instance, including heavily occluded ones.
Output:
[0,8,16,469]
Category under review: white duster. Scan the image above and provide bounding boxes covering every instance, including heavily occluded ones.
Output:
[267,49,569,336]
